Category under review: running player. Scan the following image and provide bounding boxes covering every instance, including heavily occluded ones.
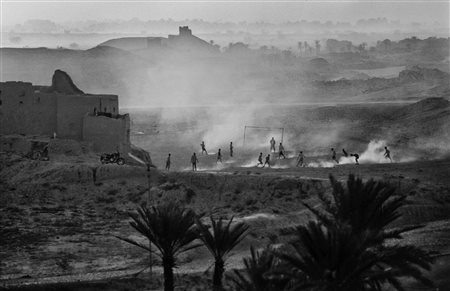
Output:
[384,146,392,162]
[342,148,348,157]
[350,153,359,165]
[200,141,208,155]
[257,152,263,167]
[263,154,271,168]
[331,148,339,164]
[278,143,286,159]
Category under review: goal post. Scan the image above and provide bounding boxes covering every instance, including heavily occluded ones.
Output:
[243,125,285,147]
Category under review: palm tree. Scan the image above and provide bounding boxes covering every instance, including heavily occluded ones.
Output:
[304,174,406,235]
[272,174,435,290]
[275,221,434,290]
[118,202,201,291]
[196,216,249,290]
[304,175,429,253]
[229,246,290,291]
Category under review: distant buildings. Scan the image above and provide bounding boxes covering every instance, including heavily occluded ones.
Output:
[99,26,219,53]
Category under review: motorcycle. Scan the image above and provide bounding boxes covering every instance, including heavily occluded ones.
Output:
[100,152,125,165]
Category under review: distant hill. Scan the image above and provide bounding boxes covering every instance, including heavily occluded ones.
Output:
[312,66,450,101]
[395,97,450,117]
[388,98,450,155]
[1,32,448,107]
[98,26,219,55]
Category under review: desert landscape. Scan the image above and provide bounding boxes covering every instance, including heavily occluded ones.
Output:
[1,1,450,290]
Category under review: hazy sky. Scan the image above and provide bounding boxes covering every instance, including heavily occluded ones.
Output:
[1,0,449,26]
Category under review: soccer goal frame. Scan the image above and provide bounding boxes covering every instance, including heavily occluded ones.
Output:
[243,125,285,146]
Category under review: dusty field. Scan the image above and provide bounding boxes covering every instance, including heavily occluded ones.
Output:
[1,152,450,290]
[1,100,450,290]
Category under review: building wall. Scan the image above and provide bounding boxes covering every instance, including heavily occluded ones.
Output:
[0,82,57,135]
[82,113,130,154]
[1,80,130,155]
[56,94,118,139]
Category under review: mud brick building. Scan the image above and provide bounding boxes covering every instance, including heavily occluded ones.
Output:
[0,70,130,153]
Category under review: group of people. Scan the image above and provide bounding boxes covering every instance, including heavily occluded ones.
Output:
[163,138,393,171]
[330,146,392,165]
[270,137,286,159]
[186,141,234,171]
[331,148,360,165]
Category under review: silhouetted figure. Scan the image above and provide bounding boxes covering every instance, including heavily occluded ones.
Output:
[342,148,348,157]
[263,154,271,168]
[230,142,234,157]
[296,151,305,167]
[384,146,392,162]
[165,153,171,171]
[270,137,276,152]
[191,153,199,171]
[257,152,263,166]
[200,141,208,155]
[217,149,222,163]
[41,145,49,161]
[350,153,359,165]
[278,143,286,159]
[331,148,339,164]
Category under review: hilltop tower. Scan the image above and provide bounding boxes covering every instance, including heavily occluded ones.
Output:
[179,26,192,37]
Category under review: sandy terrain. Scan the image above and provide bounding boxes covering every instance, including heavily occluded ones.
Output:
[1,99,450,290]
[1,152,450,290]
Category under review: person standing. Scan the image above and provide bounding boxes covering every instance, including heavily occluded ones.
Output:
[165,153,171,171]
[296,151,305,167]
[270,137,276,152]
[229,142,234,157]
[217,149,222,163]
[191,152,199,171]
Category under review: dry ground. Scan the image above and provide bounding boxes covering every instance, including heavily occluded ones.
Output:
[1,153,450,290]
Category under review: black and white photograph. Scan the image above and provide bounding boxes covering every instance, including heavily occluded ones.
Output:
[1,0,449,290]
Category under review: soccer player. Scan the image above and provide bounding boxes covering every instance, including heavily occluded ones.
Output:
[191,153,199,171]
[200,141,208,155]
[263,154,271,168]
[296,151,305,167]
[270,137,276,152]
[165,153,171,171]
[217,149,222,163]
[278,143,286,159]
[384,146,392,162]
[331,148,339,164]
[350,153,359,165]
[257,152,263,166]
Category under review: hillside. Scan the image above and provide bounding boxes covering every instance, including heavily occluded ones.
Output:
[312,66,450,101]
[1,45,449,107]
